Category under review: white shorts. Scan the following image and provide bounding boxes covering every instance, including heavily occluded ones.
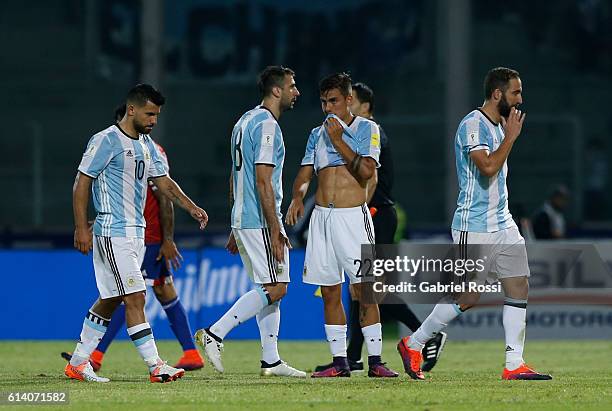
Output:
[233,228,290,284]
[303,204,375,286]
[93,236,146,299]
[451,226,530,283]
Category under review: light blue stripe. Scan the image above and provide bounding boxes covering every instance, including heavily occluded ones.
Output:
[132,139,145,229]
[452,304,463,315]
[133,334,153,347]
[255,286,269,306]
[85,318,107,333]
[496,127,506,228]
[85,135,113,177]
[234,108,284,229]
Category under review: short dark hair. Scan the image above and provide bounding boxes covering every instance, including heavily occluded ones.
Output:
[126,84,165,107]
[483,67,520,100]
[114,104,126,122]
[319,72,352,97]
[352,82,375,114]
[257,66,295,97]
[550,184,570,199]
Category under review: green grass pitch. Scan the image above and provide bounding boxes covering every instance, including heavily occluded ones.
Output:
[1,340,611,410]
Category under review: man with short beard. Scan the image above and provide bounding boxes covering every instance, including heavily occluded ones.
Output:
[397,67,552,381]
[67,84,208,383]
[195,66,305,378]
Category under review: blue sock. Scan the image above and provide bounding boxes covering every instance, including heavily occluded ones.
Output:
[96,304,126,353]
[162,297,196,351]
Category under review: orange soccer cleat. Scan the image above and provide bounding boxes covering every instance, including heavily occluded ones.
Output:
[396,336,425,380]
[150,360,185,383]
[502,363,552,380]
[174,349,205,371]
[61,350,104,372]
[64,361,109,383]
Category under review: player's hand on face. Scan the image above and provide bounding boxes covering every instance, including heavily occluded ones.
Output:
[502,107,525,141]
[190,206,208,230]
[74,227,93,255]
[286,199,304,226]
[158,239,183,271]
[225,231,239,255]
[324,117,344,144]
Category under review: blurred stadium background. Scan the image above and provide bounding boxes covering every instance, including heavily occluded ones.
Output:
[2,0,612,344]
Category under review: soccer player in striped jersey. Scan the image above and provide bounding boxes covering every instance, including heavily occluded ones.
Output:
[66,84,208,383]
[61,105,204,373]
[195,66,305,377]
[397,67,552,381]
[286,73,398,378]
[313,82,446,373]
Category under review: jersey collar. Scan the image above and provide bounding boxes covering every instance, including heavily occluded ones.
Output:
[477,108,499,127]
[258,105,278,122]
[115,123,141,140]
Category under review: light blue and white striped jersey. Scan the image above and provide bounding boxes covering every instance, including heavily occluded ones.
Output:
[231,106,285,229]
[78,124,167,238]
[301,114,381,173]
[451,109,516,233]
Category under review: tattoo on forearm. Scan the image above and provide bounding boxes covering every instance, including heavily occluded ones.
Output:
[163,184,189,212]
[166,189,181,203]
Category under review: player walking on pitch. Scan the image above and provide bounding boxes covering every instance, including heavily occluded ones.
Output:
[67,84,208,383]
[195,66,306,377]
[314,82,446,374]
[62,105,204,372]
[397,67,552,381]
[286,73,398,378]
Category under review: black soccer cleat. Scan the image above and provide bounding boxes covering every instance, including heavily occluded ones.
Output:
[421,331,447,372]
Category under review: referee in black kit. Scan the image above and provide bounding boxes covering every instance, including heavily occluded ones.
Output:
[316,82,446,372]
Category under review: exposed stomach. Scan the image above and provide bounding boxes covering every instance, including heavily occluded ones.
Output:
[315,165,368,208]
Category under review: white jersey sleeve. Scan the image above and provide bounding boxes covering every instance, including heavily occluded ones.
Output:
[461,117,490,153]
[145,137,167,178]
[300,128,318,166]
[154,142,170,173]
[357,120,381,167]
[253,119,281,167]
[78,133,117,178]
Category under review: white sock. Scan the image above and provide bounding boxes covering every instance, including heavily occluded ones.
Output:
[70,310,109,366]
[127,322,160,369]
[210,287,268,340]
[324,324,347,357]
[409,303,462,350]
[256,301,281,365]
[362,323,382,356]
[503,299,527,370]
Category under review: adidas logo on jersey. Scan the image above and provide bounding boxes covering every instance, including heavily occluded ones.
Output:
[126,150,133,157]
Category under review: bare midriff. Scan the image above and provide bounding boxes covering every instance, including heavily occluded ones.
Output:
[315,165,367,208]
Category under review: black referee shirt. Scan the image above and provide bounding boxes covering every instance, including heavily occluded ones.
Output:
[369,124,395,207]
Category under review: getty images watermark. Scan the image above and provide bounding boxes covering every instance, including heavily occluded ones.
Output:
[368,254,499,294]
[358,243,612,305]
